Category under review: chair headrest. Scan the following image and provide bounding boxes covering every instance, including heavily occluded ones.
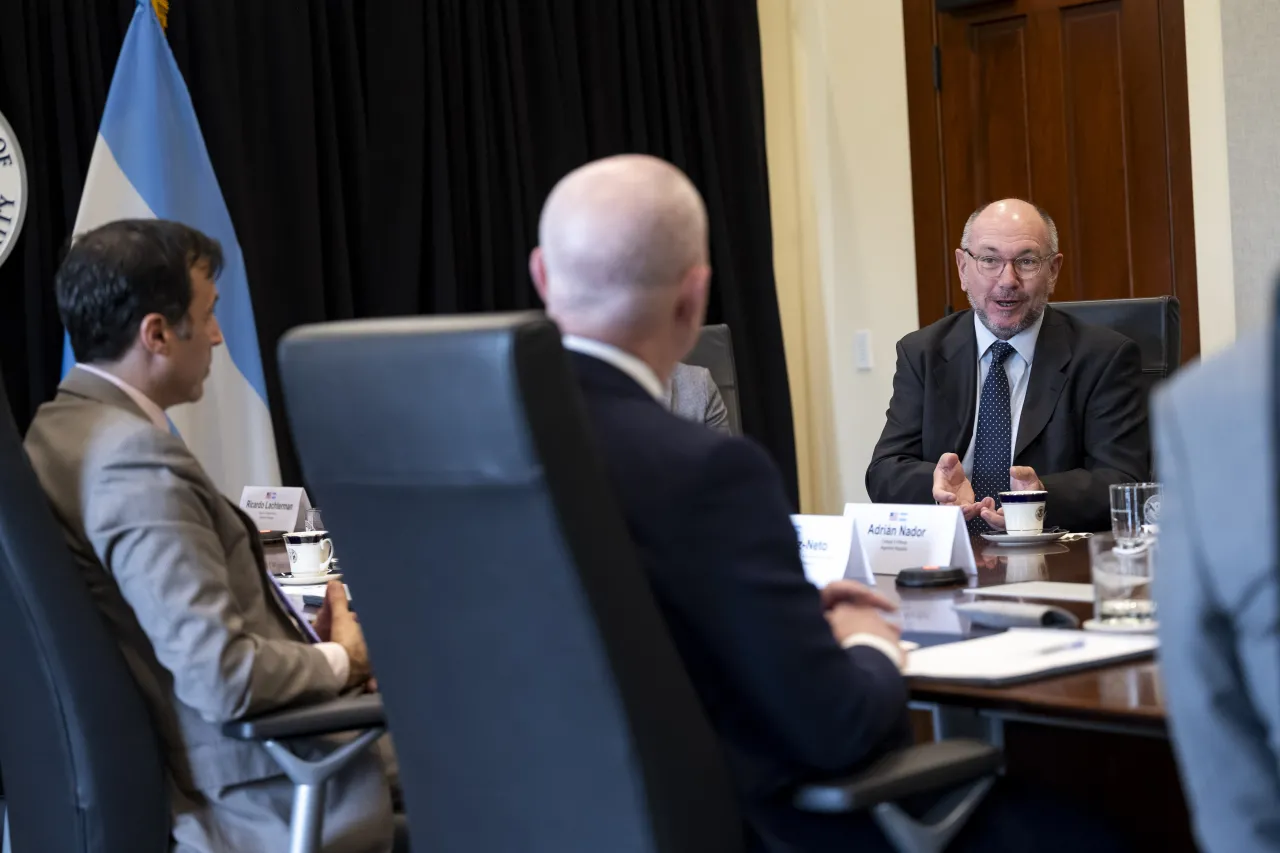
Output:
[1050,297,1181,377]
[686,324,737,390]
[279,312,555,486]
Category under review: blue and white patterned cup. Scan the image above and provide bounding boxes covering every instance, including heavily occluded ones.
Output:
[998,490,1048,534]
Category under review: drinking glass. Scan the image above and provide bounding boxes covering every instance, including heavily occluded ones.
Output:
[304,507,325,533]
[1109,482,1161,547]
[304,508,340,571]
[1090,533,1156,628]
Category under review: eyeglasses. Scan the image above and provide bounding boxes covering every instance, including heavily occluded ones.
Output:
[963,248,1053,279]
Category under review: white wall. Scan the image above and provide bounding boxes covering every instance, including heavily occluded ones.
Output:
[760,0,1240,512]
[1185,0,1237,353]
[761,0,925,512]
[1220,0,1280,336]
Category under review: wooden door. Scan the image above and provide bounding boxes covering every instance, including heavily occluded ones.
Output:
[904,0,1198,360]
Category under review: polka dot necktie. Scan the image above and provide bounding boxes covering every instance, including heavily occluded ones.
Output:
[968,341,1016,534]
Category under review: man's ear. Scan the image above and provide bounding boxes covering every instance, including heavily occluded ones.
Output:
[1047,252,1064,288]
[529,247,549,306]
[675,263,711,327]
[138,312,170,356]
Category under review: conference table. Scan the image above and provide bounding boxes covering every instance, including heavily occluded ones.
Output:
[879,535,1164,740]
[881,535,1192,850]
[309,533,1193,845]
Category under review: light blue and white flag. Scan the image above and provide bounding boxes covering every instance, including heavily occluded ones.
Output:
[63,0,280,497]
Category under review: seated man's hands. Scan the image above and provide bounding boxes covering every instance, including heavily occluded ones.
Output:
[933,453,995,521]
[314,580,372,689]
[819,579,897,615]
[824,603,902,646]
[932,452,973,504]
[821,581,903,663]
[977,466,1044,530]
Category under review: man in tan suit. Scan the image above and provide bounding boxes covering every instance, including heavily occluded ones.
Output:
[24,219,394,852]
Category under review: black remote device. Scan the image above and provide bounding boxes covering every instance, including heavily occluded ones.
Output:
[894,566,969,588]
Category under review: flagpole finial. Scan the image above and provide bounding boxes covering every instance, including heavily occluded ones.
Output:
[149,0,169,29]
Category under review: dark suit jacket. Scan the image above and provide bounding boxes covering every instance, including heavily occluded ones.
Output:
[865,306,1149,532]
[570,352,909,851]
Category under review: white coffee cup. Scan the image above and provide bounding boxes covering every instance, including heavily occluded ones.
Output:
[998,490,1048,534]
[283,530,334,576]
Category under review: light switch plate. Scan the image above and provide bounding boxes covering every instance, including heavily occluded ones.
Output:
[854,329,873,371]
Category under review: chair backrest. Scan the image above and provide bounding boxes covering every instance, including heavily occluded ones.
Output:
[0,378,168,852]
[1051,296,1181,393]
[278,315,743,853]
[683,324,741,435]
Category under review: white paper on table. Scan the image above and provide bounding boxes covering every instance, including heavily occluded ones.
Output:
[905,628,1157,684]
[963,581,1094,603]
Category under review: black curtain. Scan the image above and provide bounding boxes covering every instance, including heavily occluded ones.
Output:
[0,0,798,505]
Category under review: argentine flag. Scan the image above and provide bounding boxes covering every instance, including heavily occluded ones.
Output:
[63,0,281,497]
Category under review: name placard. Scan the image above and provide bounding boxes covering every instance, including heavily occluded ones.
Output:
[791,514,874,587]
[842,504,976,576]
[239,486,312,532]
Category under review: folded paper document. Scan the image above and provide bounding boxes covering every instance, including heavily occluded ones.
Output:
[905,628,1157,686]
[964,581,1094,603]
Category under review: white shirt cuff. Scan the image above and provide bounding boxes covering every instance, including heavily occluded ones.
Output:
[841,633,906,670]
[315,641,351,684]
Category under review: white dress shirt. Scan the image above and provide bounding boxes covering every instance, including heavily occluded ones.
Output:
[960,312,1045,474]
[74,362,350,684]
[75,363,170,431]
[841,631,905,669]
[562,335,665,401]
[561,338,903,669]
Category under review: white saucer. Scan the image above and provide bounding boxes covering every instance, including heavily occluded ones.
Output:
[277,571,343,586]
[980,529,1069,546]
[1082,618,1157,635]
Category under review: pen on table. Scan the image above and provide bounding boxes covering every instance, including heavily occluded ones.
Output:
[1036,639,1086,655]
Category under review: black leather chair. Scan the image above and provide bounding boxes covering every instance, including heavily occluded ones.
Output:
[277,313,1001,853]
[1052,296,1181,393]
[0,373,169,853]
[0,374,389,853]
[684,323,742,435]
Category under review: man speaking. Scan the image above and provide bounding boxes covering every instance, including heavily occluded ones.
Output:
[865,199,1148,533]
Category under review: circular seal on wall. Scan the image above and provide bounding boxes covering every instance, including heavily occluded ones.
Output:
[0,110,29,270]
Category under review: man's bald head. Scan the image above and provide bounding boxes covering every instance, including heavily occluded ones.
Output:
[961,199,1058,254]
[536,155,708,325]
[530,155,712,378]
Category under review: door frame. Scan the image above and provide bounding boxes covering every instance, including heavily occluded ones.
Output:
[901,0,1200,361]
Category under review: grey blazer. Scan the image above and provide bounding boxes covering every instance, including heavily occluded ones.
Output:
[24,368,392,851]
[666,362,731,434]
[1153,329,1280,852]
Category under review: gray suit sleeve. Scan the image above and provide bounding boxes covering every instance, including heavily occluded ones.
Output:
[702,372,732,434]
[1154,390,1280,850]
[84,431,344,724]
